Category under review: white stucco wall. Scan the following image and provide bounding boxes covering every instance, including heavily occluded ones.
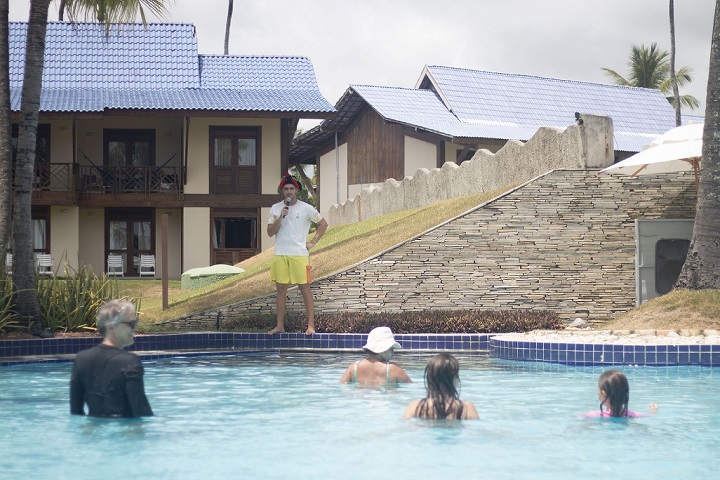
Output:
[78,208,105,275]
[50,206,79,273]
[404,136,436,178]
[318,142,348,220]
[260,207,272,252]
[155,209,183,278]
[183,207,210,271]
[50,120,73,165]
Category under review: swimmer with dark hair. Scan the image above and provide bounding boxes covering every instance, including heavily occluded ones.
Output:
[582,369,657,418]
[403,353,478,420]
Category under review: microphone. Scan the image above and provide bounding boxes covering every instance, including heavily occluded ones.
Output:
[283,197,291,217]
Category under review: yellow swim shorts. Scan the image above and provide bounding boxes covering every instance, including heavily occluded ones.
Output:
[270,255,312,285]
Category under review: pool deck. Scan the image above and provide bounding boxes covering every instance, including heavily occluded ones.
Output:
[1,329,719,366]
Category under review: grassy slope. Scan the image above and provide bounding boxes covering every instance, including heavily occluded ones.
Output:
[116,185,718,332]
[601,289,720,331]
[127,187,511,326]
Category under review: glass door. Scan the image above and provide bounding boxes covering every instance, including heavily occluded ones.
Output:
[107,209,154,276]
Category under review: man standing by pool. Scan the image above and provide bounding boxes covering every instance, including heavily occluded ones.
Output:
[70,299,153,417]
[267,173,328,335]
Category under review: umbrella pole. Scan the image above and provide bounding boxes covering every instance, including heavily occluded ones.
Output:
[630,165,649,176]
[693,159,699,192]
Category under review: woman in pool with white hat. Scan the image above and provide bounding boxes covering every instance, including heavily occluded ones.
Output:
[339,326,413,385]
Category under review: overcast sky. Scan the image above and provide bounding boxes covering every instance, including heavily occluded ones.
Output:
[9,0,716,130]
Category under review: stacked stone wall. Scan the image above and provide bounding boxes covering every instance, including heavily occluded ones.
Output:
[164,169,696,330]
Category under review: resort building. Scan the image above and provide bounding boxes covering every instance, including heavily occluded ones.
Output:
[9,22,335,278]
[291,65,680,219]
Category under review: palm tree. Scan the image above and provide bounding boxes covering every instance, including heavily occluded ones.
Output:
[12,0,52,335]
[0,0,11,276]
[669,0,681,126]
[11,0,168,334]
[224,0,234,55]
[676,0,720,289]
[602,42,699,111]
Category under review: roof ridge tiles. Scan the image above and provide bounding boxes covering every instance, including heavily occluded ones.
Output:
[201,54,310,60]
[425,64,662,93]
[351,84,430,91]
[31,21,195,26]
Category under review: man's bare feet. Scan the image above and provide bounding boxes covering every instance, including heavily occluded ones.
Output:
[267,327,285,335]
[305,327,315,335]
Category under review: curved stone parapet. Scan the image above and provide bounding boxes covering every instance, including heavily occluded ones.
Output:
[329,115,613,226]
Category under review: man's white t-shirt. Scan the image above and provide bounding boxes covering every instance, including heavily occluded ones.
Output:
[268,200,323,256]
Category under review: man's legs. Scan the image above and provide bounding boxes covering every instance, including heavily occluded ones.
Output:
[268,283,289,335]
[298,283,315,335]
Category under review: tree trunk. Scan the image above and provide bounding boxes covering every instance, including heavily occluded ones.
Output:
[676,0,720,289]
[13,0,51,333]
[0,0,12,274]
[224,0,233,55]
[669,0,681,126]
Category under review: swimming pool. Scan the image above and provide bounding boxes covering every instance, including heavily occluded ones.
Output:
[2,353,719,479]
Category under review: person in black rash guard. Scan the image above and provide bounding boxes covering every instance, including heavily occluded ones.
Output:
[70,299,153,418]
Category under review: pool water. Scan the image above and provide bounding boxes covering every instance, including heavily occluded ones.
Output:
[2,353,719,479]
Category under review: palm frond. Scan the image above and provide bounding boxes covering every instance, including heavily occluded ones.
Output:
[673,66,695,86]
[63,0,169,34]
[601,68,631,86]
[606,43,698,111]
[666,94,700,110]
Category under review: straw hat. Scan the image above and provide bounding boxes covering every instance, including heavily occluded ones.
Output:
[363,326,401,354]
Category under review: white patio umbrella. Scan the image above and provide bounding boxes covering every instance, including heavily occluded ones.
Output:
[600,123,703,190]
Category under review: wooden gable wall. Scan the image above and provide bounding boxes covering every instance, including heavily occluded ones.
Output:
[347,107,404,184]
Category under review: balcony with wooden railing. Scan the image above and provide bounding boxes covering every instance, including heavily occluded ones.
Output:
[77,165,183,197]
[27,163,184,203]
[34,162,73,191]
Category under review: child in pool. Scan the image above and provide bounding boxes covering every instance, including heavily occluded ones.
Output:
[403,353,479,420]
[583,369,657,418]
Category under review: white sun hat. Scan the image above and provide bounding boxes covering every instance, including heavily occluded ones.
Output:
[363,326,402,353]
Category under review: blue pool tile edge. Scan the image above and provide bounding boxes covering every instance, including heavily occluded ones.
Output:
[489,336,720,367]
[2,333,718,367]
[0,333,491,366]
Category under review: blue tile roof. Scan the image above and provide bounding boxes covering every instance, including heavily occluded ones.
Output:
[421,65,678,152]
[199,55,323,90]
[349,85,461,136]
[293,65,679,161]
[9,22,335,114]
[350,84,541,140]
[15,88,334,113]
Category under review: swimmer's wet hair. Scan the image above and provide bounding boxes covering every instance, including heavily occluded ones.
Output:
[598,369,630,417]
